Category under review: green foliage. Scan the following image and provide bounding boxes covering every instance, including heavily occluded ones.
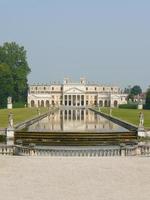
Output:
[0,64,14,107]
[119,104,137,109]
[130,85,142,96]
[0,42,31,107]
[143,104,150,110]
[145,88,150,107]
[13,101,26,108]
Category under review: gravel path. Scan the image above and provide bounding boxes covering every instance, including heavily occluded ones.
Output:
[0,156,150,200]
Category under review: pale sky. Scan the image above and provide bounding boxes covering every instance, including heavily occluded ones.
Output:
[0,0,150,90]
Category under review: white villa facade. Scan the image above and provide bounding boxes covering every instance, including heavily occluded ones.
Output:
[28,78,127,108]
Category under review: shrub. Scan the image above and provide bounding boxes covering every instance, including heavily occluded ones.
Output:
[13,101,26,108]
[143,104,150,110]
[119,104,137,109]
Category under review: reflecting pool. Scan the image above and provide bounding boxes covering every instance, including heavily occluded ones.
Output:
[24,109,129,132]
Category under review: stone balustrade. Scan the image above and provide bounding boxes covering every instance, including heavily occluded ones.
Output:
[1,145,150,157]
[0,145,14,155]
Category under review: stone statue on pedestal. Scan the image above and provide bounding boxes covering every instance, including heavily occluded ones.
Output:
[8,112,14,128]
[139,112,144,127]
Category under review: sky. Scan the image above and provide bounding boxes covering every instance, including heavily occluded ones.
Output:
[0,0,150,90]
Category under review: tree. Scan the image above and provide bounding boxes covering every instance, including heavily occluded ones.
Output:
[0,42,31,104]
[145,87,150,106]
[130,85,142,96]
[0,64,13,107]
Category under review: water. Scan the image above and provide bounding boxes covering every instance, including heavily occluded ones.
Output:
[24,109,129,132]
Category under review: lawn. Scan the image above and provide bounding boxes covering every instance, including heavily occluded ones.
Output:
[97,107,150,129]
[0,107,48,128]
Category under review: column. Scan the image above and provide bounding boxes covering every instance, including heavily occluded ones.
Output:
[63,95,64,106]
[79,95,80,106]
[71,95,73,106]
[67,95,69,106]
[83,95,85,106]
[75,95,77,106]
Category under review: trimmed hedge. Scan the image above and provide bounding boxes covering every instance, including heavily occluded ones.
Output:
[143,104,150,110]
[13,101,26,108]
[119,104,137,109]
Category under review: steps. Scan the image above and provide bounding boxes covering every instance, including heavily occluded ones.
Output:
[15,131,137,146]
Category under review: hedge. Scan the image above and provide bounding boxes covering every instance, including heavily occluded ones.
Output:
[119,104,137,109]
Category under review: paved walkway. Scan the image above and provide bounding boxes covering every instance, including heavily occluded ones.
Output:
[0,156,150,200]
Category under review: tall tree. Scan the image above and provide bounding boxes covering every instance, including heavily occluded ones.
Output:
[145,87,150,106]
[0,64,13,107]
[0,42,31,104]
[130,85,142,96]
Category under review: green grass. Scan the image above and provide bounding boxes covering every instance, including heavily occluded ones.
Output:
[0,107,48,128]
[97,107,150,129]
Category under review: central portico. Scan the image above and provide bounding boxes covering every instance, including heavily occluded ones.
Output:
[63,79,86,106]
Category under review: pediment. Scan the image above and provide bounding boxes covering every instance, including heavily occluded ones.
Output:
[64,87,85,94]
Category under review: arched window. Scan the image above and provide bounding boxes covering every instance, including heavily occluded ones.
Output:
[104,100,108,107]
[99,100,103,107]
[46,100,50,107]
[114,100,118,107]
[41,100,44,107]
[31,100,35,107]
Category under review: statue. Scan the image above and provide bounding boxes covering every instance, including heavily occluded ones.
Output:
[139,112,144,127]
[8,112,14,128]
[7,97,12,104]
[7,96,12,109]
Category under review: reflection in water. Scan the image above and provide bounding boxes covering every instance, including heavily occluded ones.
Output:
[27,109,128,132]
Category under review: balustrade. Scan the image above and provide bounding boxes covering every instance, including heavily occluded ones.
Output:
[1,145,150,157]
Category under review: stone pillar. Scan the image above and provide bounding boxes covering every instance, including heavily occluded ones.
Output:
[79,95,81,106]
[75,95,77,106]
[62,95,64,106]
[120,144,126,156]
[67,95,69,106]
[71,95,73,106]
[83,95,85,106]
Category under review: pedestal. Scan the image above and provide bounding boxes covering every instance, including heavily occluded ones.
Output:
[138,126,146,137]
[138,104,143,110]
[7,103,12,109]
[6,128,14,146]
[6,128,14,138]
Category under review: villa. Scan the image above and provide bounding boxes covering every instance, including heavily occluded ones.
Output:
[28,77,127,108]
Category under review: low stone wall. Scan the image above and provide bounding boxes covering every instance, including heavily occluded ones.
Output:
[90,108,138,132]
[0,145,150,157]
[15,112,49,131]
